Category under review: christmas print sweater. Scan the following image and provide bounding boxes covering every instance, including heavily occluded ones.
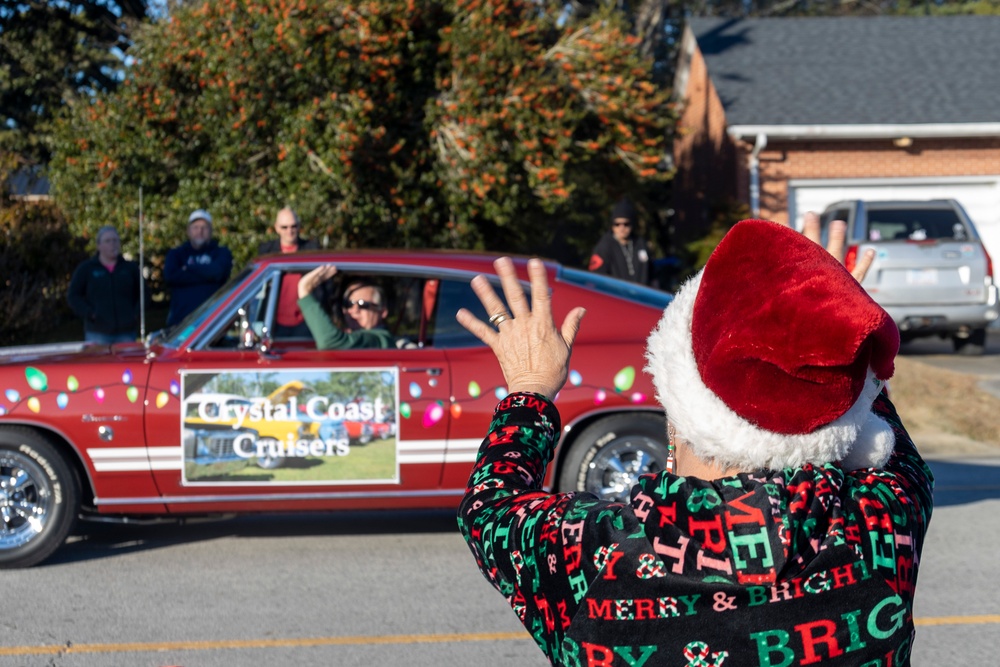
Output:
[457,392,933,667]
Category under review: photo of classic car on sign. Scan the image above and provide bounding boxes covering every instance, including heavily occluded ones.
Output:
[181,369,398,485]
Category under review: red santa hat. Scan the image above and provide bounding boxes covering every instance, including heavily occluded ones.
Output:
[645,219,900,471]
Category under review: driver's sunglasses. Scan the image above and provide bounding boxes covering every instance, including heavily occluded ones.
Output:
[342,298,381,312]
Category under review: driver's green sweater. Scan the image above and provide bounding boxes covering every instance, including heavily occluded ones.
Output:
[297,293,394,350]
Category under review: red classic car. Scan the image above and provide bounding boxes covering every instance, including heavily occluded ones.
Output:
[0,251,672,567]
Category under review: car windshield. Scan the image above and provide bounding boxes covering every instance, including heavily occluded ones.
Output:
[865,208,968,242]
[558,266,673,308]
[156,267,256,349]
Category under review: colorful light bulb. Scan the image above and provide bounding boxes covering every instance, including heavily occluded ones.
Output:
[25,367,48,391]
[613,366,636,392]
[422,401,445,428]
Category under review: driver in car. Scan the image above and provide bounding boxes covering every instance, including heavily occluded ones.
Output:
[296,265,394,350]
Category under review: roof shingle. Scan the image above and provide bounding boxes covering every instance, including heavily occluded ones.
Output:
[687,16,1000,126]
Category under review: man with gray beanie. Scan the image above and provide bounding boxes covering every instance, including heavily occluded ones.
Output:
[164,209,233,326]
[588,197,653,285]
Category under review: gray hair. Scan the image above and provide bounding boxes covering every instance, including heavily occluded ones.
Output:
[95,225,119,245]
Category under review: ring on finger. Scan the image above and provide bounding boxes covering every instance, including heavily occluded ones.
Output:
[488,312,511,328]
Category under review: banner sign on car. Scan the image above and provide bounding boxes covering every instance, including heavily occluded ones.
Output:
[180,368,399,486]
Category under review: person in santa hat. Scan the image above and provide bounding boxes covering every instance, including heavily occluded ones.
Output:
[455,219,932,667]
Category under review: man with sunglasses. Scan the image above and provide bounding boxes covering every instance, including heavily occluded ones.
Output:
[296,265,394,350]
[258,207,321,337]
[588,197,653,285]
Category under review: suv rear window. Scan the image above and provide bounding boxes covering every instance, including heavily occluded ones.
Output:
[865,208,969,242]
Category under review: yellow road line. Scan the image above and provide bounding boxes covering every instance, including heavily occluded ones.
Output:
[914,614,1000,626]
[0,632,528,656]
[2,618,998,657]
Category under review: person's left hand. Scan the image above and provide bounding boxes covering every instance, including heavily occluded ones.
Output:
[456,257,586,400]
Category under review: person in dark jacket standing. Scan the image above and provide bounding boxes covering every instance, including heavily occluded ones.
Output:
[455,220,932,667]
[588,197,652,284]
[68,225,141,345]
[258,207,320,338]
[164,209,233,327]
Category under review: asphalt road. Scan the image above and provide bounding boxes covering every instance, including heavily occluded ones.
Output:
[0,330,996,666]
[1,457,998,667]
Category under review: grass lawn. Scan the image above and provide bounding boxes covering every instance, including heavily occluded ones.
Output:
[220,436,398,483]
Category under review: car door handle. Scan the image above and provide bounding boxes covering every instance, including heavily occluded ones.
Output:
[402,366,442,376]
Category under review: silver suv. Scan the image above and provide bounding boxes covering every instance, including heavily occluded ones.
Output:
[819,199,998,354]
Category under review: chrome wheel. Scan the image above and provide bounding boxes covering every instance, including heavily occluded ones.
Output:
[584,438,665,503]
[558,413,669,503]
[0,429,80,568]
[0,450,52,550]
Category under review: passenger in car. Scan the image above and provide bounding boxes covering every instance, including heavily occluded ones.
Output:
[296,264,394,350]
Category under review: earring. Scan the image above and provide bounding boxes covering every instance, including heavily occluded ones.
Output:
[666,422,677,475]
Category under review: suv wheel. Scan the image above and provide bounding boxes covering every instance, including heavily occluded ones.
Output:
[952,328,986,356]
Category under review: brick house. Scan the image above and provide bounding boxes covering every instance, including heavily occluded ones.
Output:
[671,16,1000,260]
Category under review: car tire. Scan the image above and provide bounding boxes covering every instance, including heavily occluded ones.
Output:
[255,453,285,469]
[953,328,986,356]
[0,428,80,568]
[557,413,668,503]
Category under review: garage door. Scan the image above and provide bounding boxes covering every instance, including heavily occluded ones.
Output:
[788,176,1000,263]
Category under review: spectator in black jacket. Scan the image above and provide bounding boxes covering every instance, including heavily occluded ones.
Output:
[68,225,141,345]
[588,197,653,285]
[164,209,233,327]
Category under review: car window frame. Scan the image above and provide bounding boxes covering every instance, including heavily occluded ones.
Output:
[182,261,522,353]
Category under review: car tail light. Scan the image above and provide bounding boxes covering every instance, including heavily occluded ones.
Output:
[983,242,994,282]
[844,245,858,273]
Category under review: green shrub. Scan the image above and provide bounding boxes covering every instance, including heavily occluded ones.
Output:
[0,198,89,346]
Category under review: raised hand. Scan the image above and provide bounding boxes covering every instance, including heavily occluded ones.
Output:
[802,211,874,282]
[456,257,586,399]
[298,264,338,299]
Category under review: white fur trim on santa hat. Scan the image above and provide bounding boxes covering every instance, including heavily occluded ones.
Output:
[645,270,894,471]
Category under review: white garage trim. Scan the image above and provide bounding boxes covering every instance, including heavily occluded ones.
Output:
[730,123,1000,141]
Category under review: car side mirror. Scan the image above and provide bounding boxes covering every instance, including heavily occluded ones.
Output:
[257,328,274,357]
[237,308,259,350]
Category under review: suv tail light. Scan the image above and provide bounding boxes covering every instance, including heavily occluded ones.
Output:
[983,242,994,282]
[844,245,859,274]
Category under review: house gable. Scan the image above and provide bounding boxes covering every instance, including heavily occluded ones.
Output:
[672,16,1000,257]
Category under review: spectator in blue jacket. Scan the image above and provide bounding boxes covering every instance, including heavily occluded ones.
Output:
[164,209,233,326]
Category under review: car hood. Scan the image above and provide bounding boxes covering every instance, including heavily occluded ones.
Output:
[0,341,150,366]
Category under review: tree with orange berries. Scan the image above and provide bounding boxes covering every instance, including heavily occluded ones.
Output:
[49,0,675,271]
